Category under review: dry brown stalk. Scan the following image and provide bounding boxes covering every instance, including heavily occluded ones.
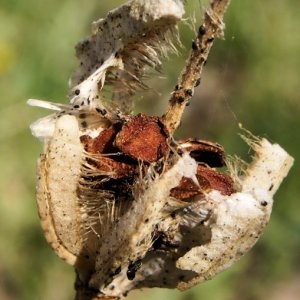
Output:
[162,0,231,134]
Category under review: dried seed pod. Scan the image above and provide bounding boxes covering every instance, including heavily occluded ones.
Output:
[28,0,294,299]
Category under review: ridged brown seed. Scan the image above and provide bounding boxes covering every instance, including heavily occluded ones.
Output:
[177,139,225,167]
[197,165,235,196]
[170,165,235,201]
[80,124,138,179]
[115,114,169,163]
[170,139,234,201]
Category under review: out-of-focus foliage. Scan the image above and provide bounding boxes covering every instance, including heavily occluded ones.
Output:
[0,0,299,299]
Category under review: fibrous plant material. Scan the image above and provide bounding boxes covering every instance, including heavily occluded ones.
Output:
[28,0,294,299]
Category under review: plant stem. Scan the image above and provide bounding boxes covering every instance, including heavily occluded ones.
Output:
[162,0,231,134]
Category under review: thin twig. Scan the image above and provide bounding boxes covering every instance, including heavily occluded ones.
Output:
[162,0,231,135]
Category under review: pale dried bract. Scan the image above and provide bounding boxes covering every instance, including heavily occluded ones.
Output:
[70,0,184,115]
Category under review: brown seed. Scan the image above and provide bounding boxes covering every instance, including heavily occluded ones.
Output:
[115,114,169,163]
[177,139,226,167]
[170,164,235,201]
[80,124,138,179]
[197,165,235,196]
[80,124,121,154]
[170,176,203,201]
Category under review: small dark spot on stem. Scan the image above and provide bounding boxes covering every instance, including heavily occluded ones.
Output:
[176,96,185,104]
[195,78,201,87]
[185,89,193,97]
[192,40,198,50]
[199,25,206,35]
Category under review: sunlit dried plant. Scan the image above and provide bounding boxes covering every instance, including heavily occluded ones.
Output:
[28,1,294,299]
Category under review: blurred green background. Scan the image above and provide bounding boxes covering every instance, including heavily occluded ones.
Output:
[0,0,299,299]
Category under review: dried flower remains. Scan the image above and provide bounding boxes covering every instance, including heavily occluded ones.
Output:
[28,1,294,299]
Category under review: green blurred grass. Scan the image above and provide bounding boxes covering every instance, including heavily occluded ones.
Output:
[0,0,299,299]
